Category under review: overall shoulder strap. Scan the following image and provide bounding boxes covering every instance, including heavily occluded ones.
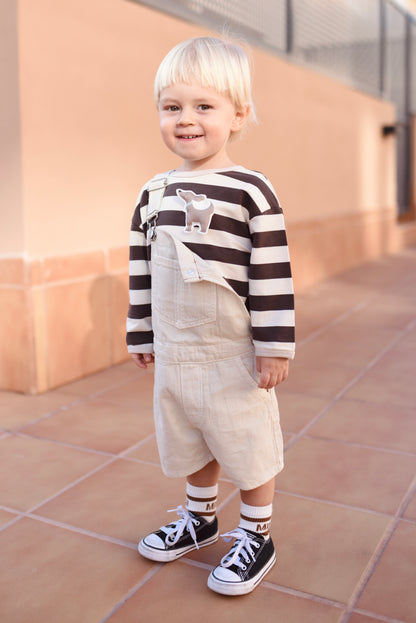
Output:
[146,176,169,223]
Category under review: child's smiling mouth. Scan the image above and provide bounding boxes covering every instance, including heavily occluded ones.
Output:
[177,135,202,140]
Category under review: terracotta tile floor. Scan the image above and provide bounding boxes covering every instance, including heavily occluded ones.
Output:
[1,247,415,623]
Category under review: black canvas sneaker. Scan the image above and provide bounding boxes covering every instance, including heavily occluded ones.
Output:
[207,527,276,595]
[138,505,219,562]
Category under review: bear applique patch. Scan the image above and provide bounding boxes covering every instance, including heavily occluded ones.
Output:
[176,189,214,234]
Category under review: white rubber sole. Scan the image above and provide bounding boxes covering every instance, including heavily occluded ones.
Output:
[138,531,219,563]
[207,551,276,596]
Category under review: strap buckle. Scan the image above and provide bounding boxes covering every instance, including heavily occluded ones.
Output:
[148,213,159,241]
[146,176,168,241]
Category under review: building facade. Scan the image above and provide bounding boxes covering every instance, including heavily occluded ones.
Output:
[1,0,415,393]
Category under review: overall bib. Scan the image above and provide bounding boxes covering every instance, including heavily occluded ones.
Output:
[150,229,284,491]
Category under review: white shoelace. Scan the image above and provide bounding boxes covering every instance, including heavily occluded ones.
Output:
[219,528,260,570]
[160,505,201,549]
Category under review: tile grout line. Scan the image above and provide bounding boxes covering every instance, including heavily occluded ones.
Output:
[0,507,139,548]
[80,370,150,401]
[337,472,416,623]
[396,473,416,521]
[25,455,120,516]
[301,433,416,458]
[216,486,240,514]
[14,431,118,458]
[9,397,87,433]
[398,516,416,526]
[178,557,213,572]
[350,607,409,623]
[181,556,408,623]
[0,451,125,534]
[117,432,156,458]
[11,369,141,435]
[217,479,415,526]
[296,300,369,349]
[25,513,138,549]
[2,370,160,530]
[295,262,416,352]
[273,489,399,519]
[98,564,164,623]
[260,579,346,612]
[212,474,415,521]
[122,457,162,468]
[180,557,347,612]
[0,512,25,533]
[12,429,158,463]
[284,316,416,453]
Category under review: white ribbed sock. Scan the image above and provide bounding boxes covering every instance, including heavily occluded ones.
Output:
[185,483,218,522]
[239,502,273,537]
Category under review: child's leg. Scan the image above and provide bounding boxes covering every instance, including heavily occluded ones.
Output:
[208,477,277,596]
[241,477,275,507]
[185,459,220,521]
[187,459,221,487]
[138,460,220,562]
[239,477,275,536]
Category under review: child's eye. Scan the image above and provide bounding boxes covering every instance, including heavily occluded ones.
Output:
[198,104,212,111]
[164,105,179,112]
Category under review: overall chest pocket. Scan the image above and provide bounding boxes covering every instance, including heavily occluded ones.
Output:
[152,254,217,329]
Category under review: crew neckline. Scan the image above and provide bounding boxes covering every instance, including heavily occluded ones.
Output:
[168,165,245,178]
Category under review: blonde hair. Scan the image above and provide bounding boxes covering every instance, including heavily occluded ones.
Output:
[154,36,256,125]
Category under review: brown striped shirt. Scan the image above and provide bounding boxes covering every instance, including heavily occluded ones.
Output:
[127,166,295,359]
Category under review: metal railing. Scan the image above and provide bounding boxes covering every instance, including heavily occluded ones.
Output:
[132,0,416,215]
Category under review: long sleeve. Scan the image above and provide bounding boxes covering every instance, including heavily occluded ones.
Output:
[126,189,154,353]
[248,188,295,360]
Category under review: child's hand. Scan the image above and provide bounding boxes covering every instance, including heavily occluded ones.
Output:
[131,353,154,369]
[256,357,289,389]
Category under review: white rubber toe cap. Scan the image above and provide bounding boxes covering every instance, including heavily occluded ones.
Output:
[142,533,165,549]
[211,567,240,582]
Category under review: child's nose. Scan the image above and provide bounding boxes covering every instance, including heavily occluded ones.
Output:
[177,107,195,125]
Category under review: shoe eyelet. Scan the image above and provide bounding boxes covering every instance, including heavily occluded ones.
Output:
[242,565,247,571]
[254,543,260,548]
[195,521,200,526]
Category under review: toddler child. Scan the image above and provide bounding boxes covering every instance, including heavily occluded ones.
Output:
[127,36,295,596]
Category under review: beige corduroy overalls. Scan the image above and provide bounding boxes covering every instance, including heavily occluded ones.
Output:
[149,225,284,491]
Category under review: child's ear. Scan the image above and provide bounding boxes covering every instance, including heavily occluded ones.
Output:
[231,105,251,133]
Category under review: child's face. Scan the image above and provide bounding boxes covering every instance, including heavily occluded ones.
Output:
[158,83,248,171]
